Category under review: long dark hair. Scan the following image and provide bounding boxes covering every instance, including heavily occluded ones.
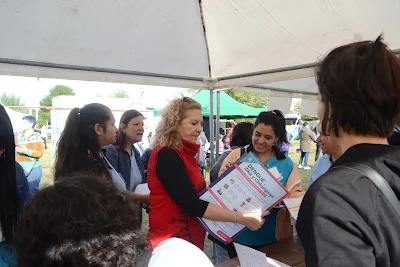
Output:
[54,103,113,180]
[117,110,143,149]
[251,110,288,156]
[0,105,17,243]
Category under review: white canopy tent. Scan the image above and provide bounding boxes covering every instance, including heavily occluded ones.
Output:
[1,0,400,164]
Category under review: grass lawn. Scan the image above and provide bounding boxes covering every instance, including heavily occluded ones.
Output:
[39,140,317,260]
[39,142,54,189]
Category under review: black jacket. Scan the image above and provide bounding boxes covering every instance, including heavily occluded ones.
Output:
[297,144,400,267]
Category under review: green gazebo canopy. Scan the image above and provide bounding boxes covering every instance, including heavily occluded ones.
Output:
[153,90,267,118]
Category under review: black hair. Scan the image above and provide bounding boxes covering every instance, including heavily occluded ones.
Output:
[251,110,288,158]
[230,122,253,147]
[117,109,143,149]
[15,175,146,267]
[22,115,37,128]
[317,35,400,137]
[54,103,113,180]
[0,106,18,245]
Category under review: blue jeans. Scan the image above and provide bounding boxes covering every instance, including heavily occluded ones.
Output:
[25,166,42,194]
[213,243,230,264]
[299,151,310,167]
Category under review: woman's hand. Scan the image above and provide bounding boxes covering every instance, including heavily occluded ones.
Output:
[238,210,270,231]
[223,161,233,170]
[16,145,27,154]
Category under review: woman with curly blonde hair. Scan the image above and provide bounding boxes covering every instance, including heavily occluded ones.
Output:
[147,97,267,251]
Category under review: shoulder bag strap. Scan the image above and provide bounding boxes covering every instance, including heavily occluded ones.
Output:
[332,162,400,218]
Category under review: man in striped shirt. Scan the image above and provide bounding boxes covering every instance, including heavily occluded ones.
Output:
[16,116,44,194]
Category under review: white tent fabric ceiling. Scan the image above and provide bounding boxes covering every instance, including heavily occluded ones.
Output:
[0,0,400,95]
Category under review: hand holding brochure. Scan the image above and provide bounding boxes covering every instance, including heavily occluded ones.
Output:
[198,152,289,244]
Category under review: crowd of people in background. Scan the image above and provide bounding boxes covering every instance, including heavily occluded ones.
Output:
[0,36,400,267]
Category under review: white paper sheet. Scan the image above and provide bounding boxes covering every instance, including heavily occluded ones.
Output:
[282,198,303,221]
[134,183,150,195]
[233,243,291,267]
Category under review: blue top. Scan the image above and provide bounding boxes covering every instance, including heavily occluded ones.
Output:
[234,153,294,247]
[15,162,32,210]
[309,154,332,187]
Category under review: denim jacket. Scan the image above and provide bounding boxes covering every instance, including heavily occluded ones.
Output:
[104,144,146,190]
[15,162,32,210]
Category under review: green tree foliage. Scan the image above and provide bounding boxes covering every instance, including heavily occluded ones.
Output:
[290,101,301,114]
[1,93,28,113]
[110,89,130,98]
[39,85,75,126]
[226,90,269,108]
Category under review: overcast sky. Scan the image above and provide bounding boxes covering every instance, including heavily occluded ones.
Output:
[0,75,185,109]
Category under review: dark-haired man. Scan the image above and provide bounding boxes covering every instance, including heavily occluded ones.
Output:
[16,116,44,194]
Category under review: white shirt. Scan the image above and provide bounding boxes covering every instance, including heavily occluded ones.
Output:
[148,238,213,267]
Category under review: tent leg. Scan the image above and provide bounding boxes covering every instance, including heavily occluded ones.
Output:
[209,89,215,167]
[215,91,220,160]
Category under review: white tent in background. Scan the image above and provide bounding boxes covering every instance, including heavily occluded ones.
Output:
[1,0,399,163]
[1,104,25,131]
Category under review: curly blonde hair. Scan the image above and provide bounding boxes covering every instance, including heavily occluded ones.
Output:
[154,97,202,150]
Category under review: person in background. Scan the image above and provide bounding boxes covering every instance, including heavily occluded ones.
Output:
[0,106,32,267]
[210,122,253,183]
[278,140,290,155]
[308,125,342,187]
[313,126,321,161]
[105,110,148,227]
[298,122,315,170]
[53,103,128,192]
[33,125,47,150]
[147,131,153,144]
[147,97,266,250]
[297,36,400,267]
[218,110,304,260]
[195,131,209,176]
[16,115,44,194]
[222,134,230,151]
[209,122,253,264]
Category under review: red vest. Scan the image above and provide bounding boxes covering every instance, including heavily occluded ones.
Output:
[148,139,206,249]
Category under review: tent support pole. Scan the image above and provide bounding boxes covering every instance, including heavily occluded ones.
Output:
[215,91,220,160]
[209,89,215,167]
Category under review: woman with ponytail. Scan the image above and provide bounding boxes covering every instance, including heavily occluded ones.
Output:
[0,105,31,266]
[217,110,304,261]
[54,103,126,190]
